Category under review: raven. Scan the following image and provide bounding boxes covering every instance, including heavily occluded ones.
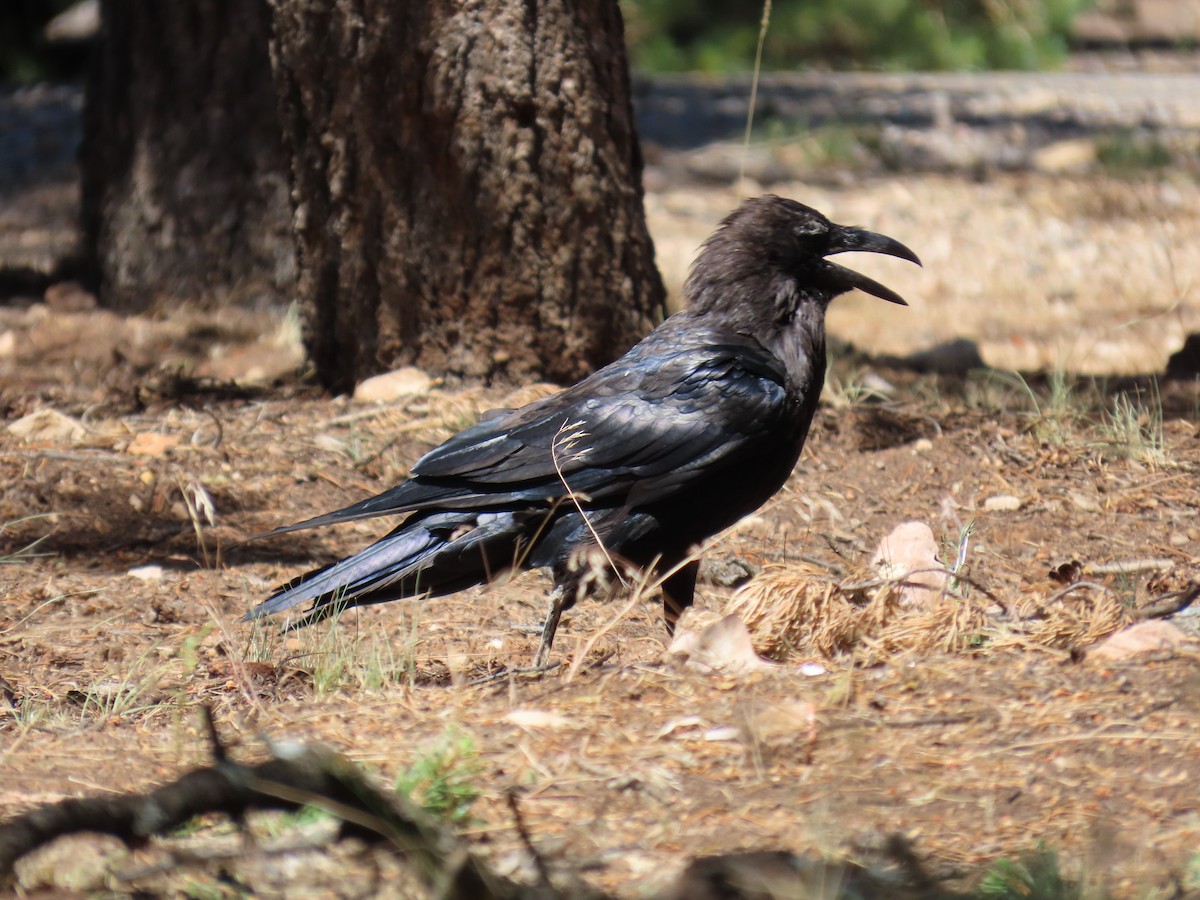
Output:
[247,195,920,665]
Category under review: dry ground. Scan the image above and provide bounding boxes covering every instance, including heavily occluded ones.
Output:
[1,173,1200,897]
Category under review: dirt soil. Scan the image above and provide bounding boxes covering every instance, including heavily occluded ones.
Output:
[2,168,1200,896]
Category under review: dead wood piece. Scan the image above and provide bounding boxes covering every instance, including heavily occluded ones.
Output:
[1136,582,1200,621]
[0,742,515,898]
[1086,558,1174,576]
[667,837,954,900]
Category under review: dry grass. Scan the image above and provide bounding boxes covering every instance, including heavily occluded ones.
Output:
[1003,585,1136,651]
[729,562,991,662]
[727,559,1166,666]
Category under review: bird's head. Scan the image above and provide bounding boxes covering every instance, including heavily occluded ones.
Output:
[685,195,921,317]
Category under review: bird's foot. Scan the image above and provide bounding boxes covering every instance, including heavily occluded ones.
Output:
[532,586,567,668]
[469,660,561,686]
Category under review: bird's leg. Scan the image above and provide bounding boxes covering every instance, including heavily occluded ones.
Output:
[534,584,568,668]
[661,559,699,635]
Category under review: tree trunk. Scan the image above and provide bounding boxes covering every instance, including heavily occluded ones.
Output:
[269,0,666,391]
[82,0,295,311]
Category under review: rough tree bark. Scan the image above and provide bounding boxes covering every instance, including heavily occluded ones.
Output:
[269,0,666,391]
[82,0,295,311]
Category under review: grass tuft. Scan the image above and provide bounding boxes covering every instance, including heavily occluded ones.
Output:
[1097,388,1166,465]
[979,842,1084,899]
[394,730,482,825]
[0,514,55,565]
[1096,130,1175,175]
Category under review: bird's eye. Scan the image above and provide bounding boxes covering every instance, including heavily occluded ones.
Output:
[792,219,828,239]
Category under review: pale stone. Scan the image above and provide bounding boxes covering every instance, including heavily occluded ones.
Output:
[502,709,573,730]
[1070,491,1101,512]
[1032,139,1096,173]
[1090,621,1194,661]
[201,341,304,385]
[8,408,85,443]
[983,494,1022,512]
[353,367,433,403]
[872,521,948,609]
[667,614,774,673]
[125,432,180,457]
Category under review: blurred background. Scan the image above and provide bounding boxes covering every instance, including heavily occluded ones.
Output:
[2,0,1198,376]
[5,0,1197,81]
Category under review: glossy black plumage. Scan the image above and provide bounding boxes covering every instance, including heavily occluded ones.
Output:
[246,195,920,664]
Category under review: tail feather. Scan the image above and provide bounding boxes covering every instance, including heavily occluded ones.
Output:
[247,525,442,620]
[245,510,541,627]
[254,485,428,540]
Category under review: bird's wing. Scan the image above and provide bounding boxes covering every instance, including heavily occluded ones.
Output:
[420,338,790,483]
[264,337,792,535]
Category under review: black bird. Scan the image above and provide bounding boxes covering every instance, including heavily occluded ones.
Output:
[247,196,920,665]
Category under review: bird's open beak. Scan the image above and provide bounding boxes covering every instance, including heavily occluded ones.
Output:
[822,227,922,306]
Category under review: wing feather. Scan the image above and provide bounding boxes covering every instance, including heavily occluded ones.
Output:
[263,337,792,537]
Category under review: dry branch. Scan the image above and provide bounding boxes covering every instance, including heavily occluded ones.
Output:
[0,712,593,899]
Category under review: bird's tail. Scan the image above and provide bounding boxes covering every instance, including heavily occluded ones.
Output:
[244,510,539,629]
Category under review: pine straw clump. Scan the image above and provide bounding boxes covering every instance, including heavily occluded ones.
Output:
[726,563,1135,663]
[727,563,989,663]
[993,585,1135,651]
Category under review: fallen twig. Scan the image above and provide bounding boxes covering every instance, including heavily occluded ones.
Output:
[0,708,577,898]
[1086,558,1174,576]
[1135,582,1200,621]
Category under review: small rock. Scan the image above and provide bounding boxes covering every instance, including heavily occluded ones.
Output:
[1069,491,1100,512]
[128,565,165,581]
[1089,621,1194,661]
[744,701,818,747]
[14,833,122,892]
[125,432,180,457]
[872,521,948,609]
[913,437,934,453]
[702,726,741,742]
[502,709,573,730]
[201,341,304,385]
[43,280,98,312]
[667,614,774,673]
[8,408,86,443]
[983,494,1022,512]
[353,367,432,403]
[0,330,16,357]
[1169,532,1189,548]
[698,557,756,587]
[858,372,896,398]
[312,434,348,455]
[1032,139,1096,173]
